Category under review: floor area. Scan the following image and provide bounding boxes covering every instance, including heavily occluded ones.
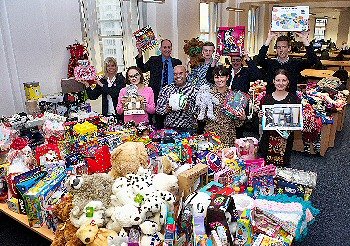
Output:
[0,107,349,246]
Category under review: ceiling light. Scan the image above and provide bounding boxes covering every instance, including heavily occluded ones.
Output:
[143,0,165,3]
[226,7,244,12]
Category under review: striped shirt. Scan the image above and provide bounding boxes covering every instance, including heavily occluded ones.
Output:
[187,60,213,88]
[156,81,198,130]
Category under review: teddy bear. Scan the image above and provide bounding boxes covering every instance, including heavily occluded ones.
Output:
[196,84,220,121]
[106,203,146,233]
[139,220,164,246]
[152,173,179,197]
[76,220,118,246]
[51,195,84,246]
[183,37,205,69]
[70,200,107,228]
[110,142,149,179]
[67,173,114,217]
[107,228,128,246]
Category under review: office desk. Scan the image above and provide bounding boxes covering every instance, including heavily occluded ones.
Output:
[301,69,334,78]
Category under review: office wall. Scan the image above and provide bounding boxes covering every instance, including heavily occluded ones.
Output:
[0,0,82,115]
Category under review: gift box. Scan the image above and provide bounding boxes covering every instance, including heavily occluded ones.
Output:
[177,164,208,199]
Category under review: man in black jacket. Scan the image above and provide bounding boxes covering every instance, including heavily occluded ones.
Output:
[136,39,182,129]
[257,31,319,94]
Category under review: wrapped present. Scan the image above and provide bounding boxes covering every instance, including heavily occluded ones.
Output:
[85,145,111,174]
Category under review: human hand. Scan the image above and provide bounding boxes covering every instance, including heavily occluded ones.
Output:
[95,80,103,87]
[294,31,310,46]
[258,110,264,118]
[120,98,127,105]
[211,51,221,67]
[136,40,143,57]
[265,29,278,46]
[241,49,250,61]
[80,80,90,88]
[183,101,190,111]
[166,104,172,113]
[186,57,191,69]
[236,110,246,120]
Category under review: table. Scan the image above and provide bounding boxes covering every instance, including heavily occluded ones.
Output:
[301,69,334,78]
[0,203,54,241]
[321,60,350,68]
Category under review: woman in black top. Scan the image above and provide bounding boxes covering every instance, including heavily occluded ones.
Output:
[258,69,300,167]
[82,57,125,121]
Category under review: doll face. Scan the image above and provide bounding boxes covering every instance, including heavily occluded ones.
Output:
[214,74,229,89]
[128,69,141,85]
[274,74,289,92]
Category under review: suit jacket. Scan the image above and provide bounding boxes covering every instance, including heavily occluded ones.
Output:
[136,55,182,101]
[86,73,125,117]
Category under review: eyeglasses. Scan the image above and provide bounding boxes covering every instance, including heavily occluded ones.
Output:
[231,58,242,62]
[128,73,140,79]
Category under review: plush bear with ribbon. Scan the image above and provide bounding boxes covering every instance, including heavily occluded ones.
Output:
[183,37,205,69]
[139,220,164,246]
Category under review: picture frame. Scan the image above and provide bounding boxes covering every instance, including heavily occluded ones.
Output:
[271,6,309,32]
[262,104,303,130]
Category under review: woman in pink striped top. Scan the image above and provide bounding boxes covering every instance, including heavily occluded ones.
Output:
[116,66,155,125]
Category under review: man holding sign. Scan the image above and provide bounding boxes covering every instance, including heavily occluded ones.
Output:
[257,30,319,94]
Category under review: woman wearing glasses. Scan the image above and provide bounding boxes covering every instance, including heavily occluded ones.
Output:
[116,66,155,125]
[82,57,125,122]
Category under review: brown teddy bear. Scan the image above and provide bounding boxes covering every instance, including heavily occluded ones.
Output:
[110,142,149,179]
[76,220,118,246]
[183,37,205,69]
[51,195,84,246]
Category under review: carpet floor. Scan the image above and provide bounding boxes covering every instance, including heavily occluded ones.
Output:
[0,107,349,246]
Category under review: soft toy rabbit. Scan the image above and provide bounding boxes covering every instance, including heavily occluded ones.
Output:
[196,84,220,120]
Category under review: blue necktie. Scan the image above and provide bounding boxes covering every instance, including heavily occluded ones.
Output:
[162,59,169,87]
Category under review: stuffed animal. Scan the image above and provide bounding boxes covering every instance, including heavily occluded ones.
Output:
[139,220,164,246]
[169,93,188,111]
[107,228,128,246]
[183,37,205,69]
[76,220,118,246]
[196,84,220,120]
[70,200,107,228]
[184,191,211,217]
[152,173,179,197]
[110,142,149,179]
[51,196,84,246]
[106,204,146,233]
[67,173,114,217]
[109,177,139,207]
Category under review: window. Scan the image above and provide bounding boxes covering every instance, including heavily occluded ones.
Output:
[80,0,140,73]
[314,18,327,41]
[200,3,209,42]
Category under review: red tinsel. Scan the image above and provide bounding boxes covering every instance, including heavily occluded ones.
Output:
[10,137,28,150]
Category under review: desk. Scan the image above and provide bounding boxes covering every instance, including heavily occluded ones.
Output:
[0,203,54,241]
[321,60,350,67]
[301,69,334,78]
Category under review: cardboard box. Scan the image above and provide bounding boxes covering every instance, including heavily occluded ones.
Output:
[177,164,208,199]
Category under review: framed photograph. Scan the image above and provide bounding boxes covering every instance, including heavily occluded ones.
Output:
[217,26,245,56]
[271,6,309,32]
[262,104,303,130]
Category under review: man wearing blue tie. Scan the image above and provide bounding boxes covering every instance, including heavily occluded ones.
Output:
[136,39,182,129]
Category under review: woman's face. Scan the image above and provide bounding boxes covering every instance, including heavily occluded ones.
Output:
[106,63,117,75]
[214,74,229,89]
[274,74,289,91]
[128,69,141,85]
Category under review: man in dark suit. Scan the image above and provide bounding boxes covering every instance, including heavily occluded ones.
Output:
[136,39,182,129]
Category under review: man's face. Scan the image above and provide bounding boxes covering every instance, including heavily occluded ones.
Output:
[276,41,290,60]
[174,66,188,88]
[231,56,243,70]
[160,40,172,59]
[202,45,214,60]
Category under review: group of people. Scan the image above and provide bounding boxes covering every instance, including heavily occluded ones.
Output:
[80,30,319,167]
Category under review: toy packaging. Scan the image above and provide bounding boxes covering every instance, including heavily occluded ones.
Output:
[177,164,208,198]
[271,6,309,32]
[133,25,158,52]
[262,104,303,131]
[217,26,245,56]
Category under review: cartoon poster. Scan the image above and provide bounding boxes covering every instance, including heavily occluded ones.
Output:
[217,26,245,56]
[133,25,158,52]
[271,6,309,32]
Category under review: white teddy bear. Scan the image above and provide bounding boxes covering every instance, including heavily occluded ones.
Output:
[139,220,164,246]
[196,84,220,120]
[70,200,106,228]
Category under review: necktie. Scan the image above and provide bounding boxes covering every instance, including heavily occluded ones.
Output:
[162,59,169,87]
